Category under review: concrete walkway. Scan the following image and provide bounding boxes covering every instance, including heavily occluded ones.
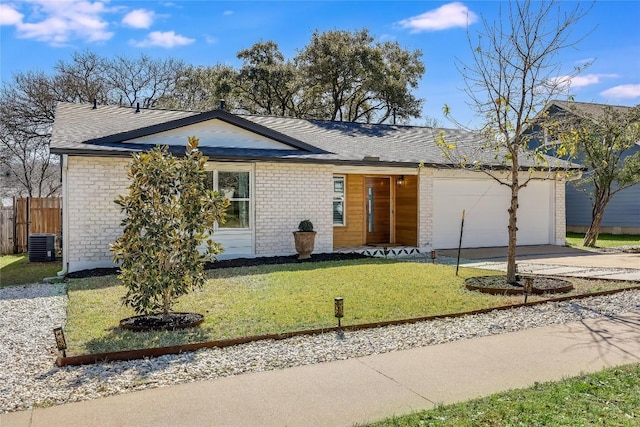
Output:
[3,310,640,427]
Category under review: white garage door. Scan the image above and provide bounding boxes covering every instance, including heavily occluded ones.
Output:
[432,178,554,249]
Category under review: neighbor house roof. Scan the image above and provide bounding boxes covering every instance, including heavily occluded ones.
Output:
[50,101,575,170]
[545,100,635,120]
[539,100,640,148]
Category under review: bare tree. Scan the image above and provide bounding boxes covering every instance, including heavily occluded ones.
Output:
[0,71,60,198]
[53,50,109,104]
[105,53,186,108]
[444,0,590,283]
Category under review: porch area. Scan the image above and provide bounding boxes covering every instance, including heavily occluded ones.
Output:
[332,173,419,252]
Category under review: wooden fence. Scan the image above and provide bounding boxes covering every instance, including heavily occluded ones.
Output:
[0,207,13,254]
[0,197,61,254]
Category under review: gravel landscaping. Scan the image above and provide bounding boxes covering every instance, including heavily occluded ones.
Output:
[1,281,639,414]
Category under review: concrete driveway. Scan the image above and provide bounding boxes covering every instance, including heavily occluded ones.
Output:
[437,245,640,281]
[438,245,639,270]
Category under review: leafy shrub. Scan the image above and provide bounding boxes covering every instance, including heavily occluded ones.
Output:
[298,220,314,232]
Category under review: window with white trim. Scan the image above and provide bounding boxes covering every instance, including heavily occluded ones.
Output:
[333,175,345,226]
[205,170,251,229]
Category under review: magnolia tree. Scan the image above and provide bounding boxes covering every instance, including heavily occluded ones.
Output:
[111,137,229,316]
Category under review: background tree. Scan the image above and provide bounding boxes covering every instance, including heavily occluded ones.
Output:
[53,50,109,104]
[111,138,229,316]
[295,29,424,123]
[549,104,640,247]
[105,53,186,108]
[0,71,60,198]
[443,0,589,283]
[156,64,237,111]
[235,41,300,116]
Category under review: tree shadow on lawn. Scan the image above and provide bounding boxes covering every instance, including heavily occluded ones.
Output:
[79,323,215,355]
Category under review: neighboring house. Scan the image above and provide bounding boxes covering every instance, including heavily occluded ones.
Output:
[50,101,573,273]
[531,100,640,235]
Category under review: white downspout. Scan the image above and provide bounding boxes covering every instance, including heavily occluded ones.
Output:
[57,154,69,276]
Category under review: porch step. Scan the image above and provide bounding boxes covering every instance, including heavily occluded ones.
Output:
[338,246,423,259]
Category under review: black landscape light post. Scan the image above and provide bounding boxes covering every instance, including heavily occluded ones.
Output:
[523,277,534,303]
[334,297,344,328]
[430,249,436,263]
[53,327,67,357]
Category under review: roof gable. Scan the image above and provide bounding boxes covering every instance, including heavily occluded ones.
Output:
[83,108,321,153]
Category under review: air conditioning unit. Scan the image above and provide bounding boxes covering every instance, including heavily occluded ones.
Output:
[28,233,56,262]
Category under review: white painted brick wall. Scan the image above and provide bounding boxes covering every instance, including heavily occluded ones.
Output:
[418,168,433,248]
[254,163,333,255]
[67,156,129,271]
[66,158,335,271]
[555,176,567,245]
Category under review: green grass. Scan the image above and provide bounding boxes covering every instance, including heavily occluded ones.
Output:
[64,258,635,355]
[566,232,640,249]
[0,254,62,287]
[369,363,640,426]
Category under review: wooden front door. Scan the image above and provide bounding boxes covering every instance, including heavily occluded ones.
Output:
[365,177,391,244]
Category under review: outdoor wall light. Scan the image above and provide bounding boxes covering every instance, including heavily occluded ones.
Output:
[396,175,406,187]
[523,277,534,303]
[53,327,67,357]
[430,249,437,263]
[334,297,344,328]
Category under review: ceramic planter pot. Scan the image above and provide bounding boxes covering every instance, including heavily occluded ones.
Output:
[293,231,317,259]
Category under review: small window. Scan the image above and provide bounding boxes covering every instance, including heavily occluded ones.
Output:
[333,176,345,226]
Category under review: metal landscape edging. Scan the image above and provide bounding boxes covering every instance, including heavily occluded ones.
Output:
[56,284,640,367]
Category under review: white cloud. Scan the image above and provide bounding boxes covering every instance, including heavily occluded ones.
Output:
[601,84,640,99]
[132,31,194,48]
[223,10,233,16]
[2,0,114,45]
[205,35,218,44]
[398,2,477,32]
[122,9,154,29]
[552,73,618,90]
[0,4,24,25]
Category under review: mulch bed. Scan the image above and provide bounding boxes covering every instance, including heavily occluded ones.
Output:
[65,252,371,279]
[465,275,574,295]
[120,312,204,332]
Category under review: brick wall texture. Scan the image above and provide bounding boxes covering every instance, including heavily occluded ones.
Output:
[555,176,567,245]
[65,157,334,271]
[66,156,128,270]
[254,162,333,255]
[418,168,433,248]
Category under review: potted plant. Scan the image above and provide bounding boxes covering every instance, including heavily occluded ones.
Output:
[293,219,316,260]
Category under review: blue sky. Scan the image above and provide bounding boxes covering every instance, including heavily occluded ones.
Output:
[1,1,639,127]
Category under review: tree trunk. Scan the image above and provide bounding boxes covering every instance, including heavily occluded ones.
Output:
[505,146,520,285]
[506,178,519,284]
[583,192,609,247]
[162,287,172,317]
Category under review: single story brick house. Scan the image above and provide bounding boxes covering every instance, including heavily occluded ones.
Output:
[51,101,572,273]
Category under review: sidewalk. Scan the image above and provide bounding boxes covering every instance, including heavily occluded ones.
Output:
[3,310,639,427]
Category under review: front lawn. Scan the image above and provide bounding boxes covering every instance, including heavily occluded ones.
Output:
[369,363,640,426]
[0,254,62,288]
[566,232,640,249]
[64,258,635,355]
